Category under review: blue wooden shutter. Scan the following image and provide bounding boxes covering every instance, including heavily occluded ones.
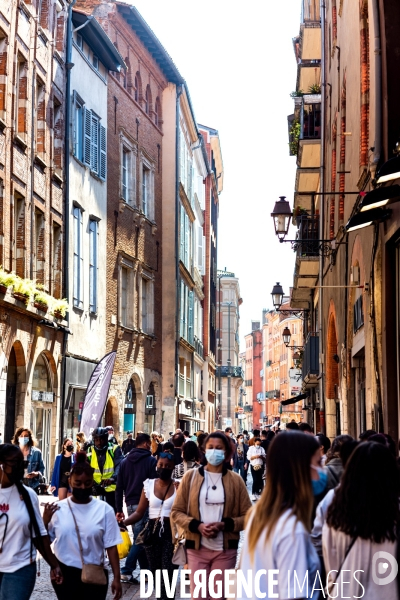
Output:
[83,107,91,166]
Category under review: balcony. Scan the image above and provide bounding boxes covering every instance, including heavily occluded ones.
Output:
[267,389,280,399]
[194,335,204,358]
[299,0,321,62]
[302,333,319,388]
[293,215,320,290]
[217,365,244,378]
[243,404,253,413]
[298,96,321,170]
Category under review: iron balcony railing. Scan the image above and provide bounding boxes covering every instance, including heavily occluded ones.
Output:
[302,333,319,381]
[294,215,321,257]
[217,366,244,378]
[267,389,280,399]
[194,335,204,358]
[300,103,321,140]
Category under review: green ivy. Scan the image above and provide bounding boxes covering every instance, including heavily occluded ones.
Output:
[289,120,301,156]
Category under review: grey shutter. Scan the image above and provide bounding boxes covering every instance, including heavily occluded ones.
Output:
[91,113,99,174]
[99,125,106,180]
[188,290,194,345]
[83,107,91,166]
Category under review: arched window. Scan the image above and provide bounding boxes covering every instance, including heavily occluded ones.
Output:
[134,72,142,105]
[145,85,151,115]
[32,353,52,394]
[155,97,161,127]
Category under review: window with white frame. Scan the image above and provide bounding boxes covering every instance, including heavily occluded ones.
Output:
[179,126,193,203]
[179,280,194,345]
[120,136,137,206]
[180,204,192,270]
[119,256,136,328]
[72,92,106,180]
[140,155,154,219]
[73,205,83,309]
[196,225,205,275]
[140,272,154,334]
[89,219,98,313]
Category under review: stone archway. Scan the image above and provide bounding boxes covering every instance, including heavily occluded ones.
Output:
[326,308,339,439]
[5,341,26,444]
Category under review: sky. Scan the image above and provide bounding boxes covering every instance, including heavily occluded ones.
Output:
[130,0,302,347]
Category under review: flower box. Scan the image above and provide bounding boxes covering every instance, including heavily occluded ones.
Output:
[12,291,30,304]
[53,311,64,320]
[34,302,48,313]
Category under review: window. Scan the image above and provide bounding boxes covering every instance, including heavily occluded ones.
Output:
[154,97,161,127]
[196,225,205,275]
[180,204,192,269]
[140,156,154,218]
[76,33,83,50]
[52,223,62,299]
[0,33,7,118]
[134,75,138,102]
[73,93,106,180]
[35,78,45,156]
[121,140,137,206]
[146,394,153,409]
[53,97,62,172]
[73,206,83,309]
[119,256,136,328]
[134,72,141,105]
[89,219,98,313]
[121,267,128,326]
[179,281,194,344]
[13,195,25,277]
[145,85,151,115]
[142,165,150,216]
[34,210,45,285]
[92,54,99,70]
[16,57,27,139]
[140,274,154,333]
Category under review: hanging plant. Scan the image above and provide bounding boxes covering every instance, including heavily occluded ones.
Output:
[290,90,304,97]
[12,278,34,304]
[289,119,301,156]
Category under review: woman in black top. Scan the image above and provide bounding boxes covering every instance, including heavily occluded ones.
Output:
[50,438,76,500]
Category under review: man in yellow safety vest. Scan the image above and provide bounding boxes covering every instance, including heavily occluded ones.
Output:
[86,427,122,512]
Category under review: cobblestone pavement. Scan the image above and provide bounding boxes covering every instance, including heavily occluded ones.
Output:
[31,474,253,599]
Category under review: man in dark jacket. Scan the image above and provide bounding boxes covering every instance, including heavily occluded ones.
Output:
[121,431,135,456]
[116,433,156,583]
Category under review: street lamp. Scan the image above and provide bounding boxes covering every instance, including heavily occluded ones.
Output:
[271,196,292,241]
[282,326,292,346]
[271,282,284,310]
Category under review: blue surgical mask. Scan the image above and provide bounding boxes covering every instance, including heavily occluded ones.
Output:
[311,466,328,496]
[205,449,225,466]
[19,437,29,446]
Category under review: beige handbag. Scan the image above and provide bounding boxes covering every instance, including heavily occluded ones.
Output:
[68,499,107,586]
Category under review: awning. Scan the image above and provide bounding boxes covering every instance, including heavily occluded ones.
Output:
[281,393,309,406]
[178,414,206,423]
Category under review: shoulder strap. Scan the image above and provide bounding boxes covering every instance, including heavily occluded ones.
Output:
[68,499,85,568]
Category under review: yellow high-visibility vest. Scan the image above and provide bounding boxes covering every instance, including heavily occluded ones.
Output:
[87,445,117,492]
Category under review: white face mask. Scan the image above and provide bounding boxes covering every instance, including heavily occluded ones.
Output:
[108,434,113,440]
[19,437,29,446]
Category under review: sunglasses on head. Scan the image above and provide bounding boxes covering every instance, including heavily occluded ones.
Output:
[159,451,174,459]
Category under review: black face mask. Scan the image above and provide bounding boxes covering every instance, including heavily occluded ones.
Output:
[65,445,74,452]
[156,467,173,481]
[72,487,92,501]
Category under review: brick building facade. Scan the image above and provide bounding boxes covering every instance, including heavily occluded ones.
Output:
[0,0,67,474]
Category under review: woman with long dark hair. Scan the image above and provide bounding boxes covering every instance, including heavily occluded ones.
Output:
[323,442,400,599]
[50,438,76,500]
[239,432,321,599]
[0,444,62,599]
[119,449,177,600]
[173,440,200,480]
[171,431,252,599]
[43,452,122,600]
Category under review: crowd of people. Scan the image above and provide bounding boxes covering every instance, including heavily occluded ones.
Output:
[0,422,399,600]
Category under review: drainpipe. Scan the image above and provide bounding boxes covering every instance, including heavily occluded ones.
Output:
[30,17,38,280]
[319,0,326,434]
[59,0,76,445]
[370,0,382,178]
[174,84,183,429]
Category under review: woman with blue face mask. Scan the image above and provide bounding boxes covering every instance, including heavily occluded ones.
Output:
[12,428,45,492]
[170,432,252,600]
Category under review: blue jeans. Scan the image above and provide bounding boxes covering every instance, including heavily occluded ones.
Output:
[121,505,149,576]
[0,562,36,600]
[234,460,247,482]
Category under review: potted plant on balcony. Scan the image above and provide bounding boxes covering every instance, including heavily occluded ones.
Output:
[33,289,50,313]
[12,277,34,304]
[50,298,69,320]
[293,206,309,226]
[290,90,304,97]
[308,83,321,94]
[289,119,301,156]
[0,269,17,295]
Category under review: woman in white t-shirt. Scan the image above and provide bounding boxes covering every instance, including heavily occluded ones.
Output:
[43,451,122,600]
[0,443,62,600]
[238,432,321,600]
[323,441,400,600]
[246,437,266,500]
[119,449,177,600]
